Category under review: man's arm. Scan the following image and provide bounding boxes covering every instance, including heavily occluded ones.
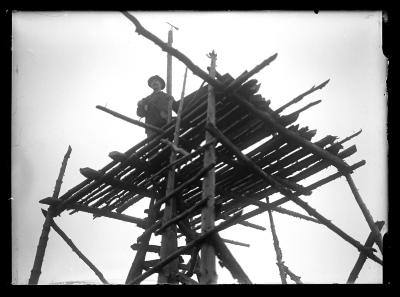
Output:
[172,97,179,113]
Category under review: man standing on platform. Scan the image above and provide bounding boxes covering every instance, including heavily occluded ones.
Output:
[137,75,177,137]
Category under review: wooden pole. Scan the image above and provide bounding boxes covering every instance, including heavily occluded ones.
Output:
[282,264,303,284]
[177,218,250,284]
[166,28,173,99]
[158,64,187,284]
[29,145,72,285]
[345,174,384,254]
[52,146,72,199]
[199,50,218,284]
[96,105,164,134]
[39,197,146,228]
[228,93,352,174]
[211,233,252,284]
[160,139,189,156]
[176,272,199,284]
[220,238,250,248]
[287,196,382,265]
[347,221,385,284]
[266,197,287,284]
[121,12,222,88]
[204,126,382,264]
[28,213,53,285]
[153,163,215,209]
[40,209,109,284]
[79,167,158,199]
[149,140,214,181]
[275,79,330,114]
[125,197,160,284]
[127,211,243,285]
[155,198,207,235]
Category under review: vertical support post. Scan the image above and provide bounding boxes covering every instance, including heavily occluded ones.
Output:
[158,67,188,284]
[166,28,173,122]
[28,145,72,284]
[125,197,158,284]
[345,174,383,254]
[200,50,217,284]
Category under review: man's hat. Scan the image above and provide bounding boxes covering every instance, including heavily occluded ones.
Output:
[148,75,166,90]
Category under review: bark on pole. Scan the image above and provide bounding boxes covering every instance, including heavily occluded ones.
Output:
[28,145,72,285]
[200,50,218,284]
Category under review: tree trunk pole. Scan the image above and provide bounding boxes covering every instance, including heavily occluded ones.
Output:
[345,174,383,254]
[265,197,287,284]
[96,105,164,133]
[28,213,53,285]
[125,197,160,284]
[128,211,243,285]
[167,29,173,95]
[28,145,72,285]
[166,28,173,122]
[200,50,218,284]
[158,54,186,284]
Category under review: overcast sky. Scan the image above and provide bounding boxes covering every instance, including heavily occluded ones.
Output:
[12,11,387,284]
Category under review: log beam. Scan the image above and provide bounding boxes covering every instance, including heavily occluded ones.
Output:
[96,105,164,133]
[39,197,146,228]
[200,50,218,284]
[345,174,384,254]
[127,211,243,284]
[41,209,109,284]
[347,221,385,284]
[211,233,252,284]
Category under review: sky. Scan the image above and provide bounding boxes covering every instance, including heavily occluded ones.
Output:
[11,11,387,285]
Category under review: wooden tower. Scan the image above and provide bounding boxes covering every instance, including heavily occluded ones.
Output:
[28,12,384,285]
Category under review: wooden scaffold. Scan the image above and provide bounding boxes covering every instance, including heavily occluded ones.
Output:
[29,12,384,285]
